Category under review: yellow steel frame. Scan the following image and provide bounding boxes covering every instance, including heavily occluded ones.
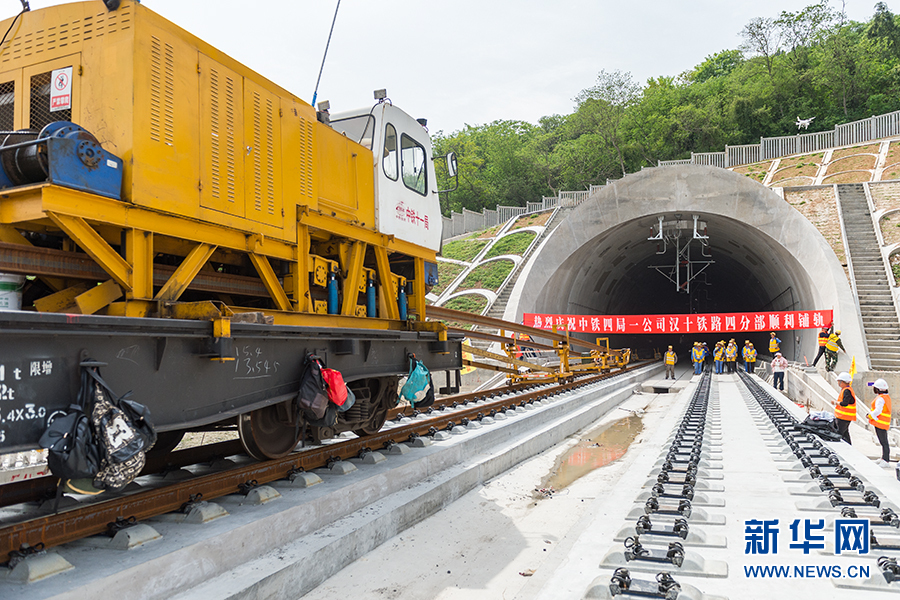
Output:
[1,184,437,331]
[156,243,217,303]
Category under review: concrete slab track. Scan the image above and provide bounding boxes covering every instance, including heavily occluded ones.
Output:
[302,371,900,599]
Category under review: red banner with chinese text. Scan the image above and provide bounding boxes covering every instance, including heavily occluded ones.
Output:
[523,310,833,335]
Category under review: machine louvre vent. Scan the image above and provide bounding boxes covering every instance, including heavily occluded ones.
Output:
[149,36,161,142]
[0,6,131,65]
[163,42,174,145]
[251,91,262,212]
[224,75,237,202]
[298,117,313,199]
[208,68,238,204]
[149,36,175,145]
[265,97,275,216]
[29,71,70,130]
[209,67,220,199]
[0,81,14,132]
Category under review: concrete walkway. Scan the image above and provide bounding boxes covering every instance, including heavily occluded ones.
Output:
[301,370,900,599]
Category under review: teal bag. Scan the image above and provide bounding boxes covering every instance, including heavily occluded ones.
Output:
[400,356,435,408]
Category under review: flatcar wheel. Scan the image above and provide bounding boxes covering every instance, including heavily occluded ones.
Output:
[238,404,299,460]
[352,403,388,437]
[351,377,395,437]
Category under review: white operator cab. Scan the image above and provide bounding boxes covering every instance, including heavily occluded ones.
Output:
[330,100,443,255]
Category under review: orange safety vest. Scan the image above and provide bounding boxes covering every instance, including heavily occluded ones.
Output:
[834,387,857,422]
[818,332,828,347]
[869,394,892,430]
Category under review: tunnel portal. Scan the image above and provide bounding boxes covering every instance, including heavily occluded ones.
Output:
[514,166,864,365]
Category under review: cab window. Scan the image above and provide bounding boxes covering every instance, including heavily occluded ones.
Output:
[382,124,398,180]
[401,134,427,195]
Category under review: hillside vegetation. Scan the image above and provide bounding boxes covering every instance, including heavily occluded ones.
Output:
[434,2,900,214]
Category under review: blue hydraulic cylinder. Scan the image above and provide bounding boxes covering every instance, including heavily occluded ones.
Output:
[398,282,408,321]
[326,270,339,314]
[366,276,377,318]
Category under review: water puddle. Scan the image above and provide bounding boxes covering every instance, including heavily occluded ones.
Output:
[537,414,643,497]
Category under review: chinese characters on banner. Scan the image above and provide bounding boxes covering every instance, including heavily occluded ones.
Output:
[523,310,833,334]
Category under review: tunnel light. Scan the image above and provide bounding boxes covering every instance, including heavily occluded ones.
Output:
[374,89,387,101]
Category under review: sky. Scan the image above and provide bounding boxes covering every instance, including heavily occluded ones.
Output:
[0,0,886,134]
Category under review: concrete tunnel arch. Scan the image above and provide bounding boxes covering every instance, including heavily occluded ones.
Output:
[511,165,866,368]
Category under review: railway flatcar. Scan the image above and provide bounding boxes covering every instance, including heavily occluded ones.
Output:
[0,0,461,459]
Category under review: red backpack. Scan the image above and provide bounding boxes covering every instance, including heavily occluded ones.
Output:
[322,368,348,406]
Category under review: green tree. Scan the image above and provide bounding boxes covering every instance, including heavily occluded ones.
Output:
[431,1,900,215]
[573,70,641,176]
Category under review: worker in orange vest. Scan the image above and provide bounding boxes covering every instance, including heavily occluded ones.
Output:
[868,378,893,466]
[834,372,856,444]
[812,326,830,366]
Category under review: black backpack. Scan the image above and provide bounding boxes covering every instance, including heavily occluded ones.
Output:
[39,398,101,481]
[39,362,157,491]
[296,354,337,427]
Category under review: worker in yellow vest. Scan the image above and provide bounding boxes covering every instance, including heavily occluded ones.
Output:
[834,372,856,444]
[769,332,781,354]
[664,346,677,379]
[714,342,725,374]
[743,342,757,374]
[824,330,845,372]
[725,339,738,373]
[868,378,892,466]
[691,342,705,375]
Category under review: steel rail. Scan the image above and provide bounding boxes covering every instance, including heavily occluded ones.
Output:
[0,374,597,511]
[1,362,652,558]
[424,305,617,354]
[446,326,558,352]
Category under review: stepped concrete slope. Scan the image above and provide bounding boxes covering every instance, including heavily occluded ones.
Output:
[837,183,900,370]
[486,208,571,321]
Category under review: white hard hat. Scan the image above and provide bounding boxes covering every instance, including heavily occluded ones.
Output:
[874,378,889,391]
[836,372,852,383]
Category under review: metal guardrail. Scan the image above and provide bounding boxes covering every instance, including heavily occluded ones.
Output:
[659,109,900,169]
[442,193,598,240]
[442,109,900,241]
